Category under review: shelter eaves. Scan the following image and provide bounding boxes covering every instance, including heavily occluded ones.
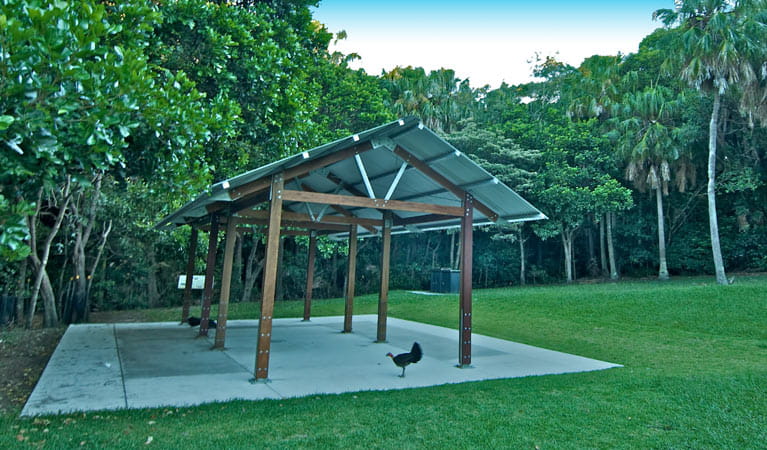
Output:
[156,117,546,236]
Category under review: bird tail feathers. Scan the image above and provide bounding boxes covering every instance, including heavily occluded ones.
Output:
[410,342,422,363]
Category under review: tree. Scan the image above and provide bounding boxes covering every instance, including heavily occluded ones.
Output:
[306,29,395,143]
[556,54,632,279]
[381,67,481,133]
[380,66,431,119]
[445,121,541,283]
[533,157,632,283]
[0,0,217,325]
[655,0,767,284]
[610,85,695,280]
[563,54,625,122]
[149,0,327,179]
[0,193,32,262]
[444,120,540,191]
[25,180,71,327]
[505,56,634,282]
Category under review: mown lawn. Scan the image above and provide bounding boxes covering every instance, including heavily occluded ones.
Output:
[3,275,766,448]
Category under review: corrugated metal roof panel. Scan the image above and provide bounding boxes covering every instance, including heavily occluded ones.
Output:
[156,117,545,234]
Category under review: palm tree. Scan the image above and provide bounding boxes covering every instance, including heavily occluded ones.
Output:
[382,67,479,133]
[654,0,767,284]
[565,54,624,122]
[611,85,693,280]
[381,66,431,119]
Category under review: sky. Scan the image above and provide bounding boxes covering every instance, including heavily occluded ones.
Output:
[311,0,672,88]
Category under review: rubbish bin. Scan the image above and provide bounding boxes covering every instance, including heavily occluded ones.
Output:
[430,269,460,293]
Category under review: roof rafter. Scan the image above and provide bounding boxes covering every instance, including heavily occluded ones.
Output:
[281,190,465,217]
[238,209,382,228]
[203,217,349,232]
[228,141,374,202]
[392,145,500,222]
[299,183,378,234]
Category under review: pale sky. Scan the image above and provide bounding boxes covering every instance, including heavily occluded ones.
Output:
[311,0,672,88]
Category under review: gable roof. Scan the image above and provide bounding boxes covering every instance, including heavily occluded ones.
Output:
[156,117,546,238]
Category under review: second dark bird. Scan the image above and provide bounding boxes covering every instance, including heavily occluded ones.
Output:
[186,316,216,328]
[386,342,422,377]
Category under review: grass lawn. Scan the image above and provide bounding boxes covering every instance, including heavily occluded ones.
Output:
[2,275,766,448]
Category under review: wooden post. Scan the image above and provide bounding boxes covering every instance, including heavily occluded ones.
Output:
[199,214,219,337]
[213,216,238,349]
[459,193,473,367]
[376,211,392,342]
[343,225,358,333]
[275,235,285,301]
[303,231,317,321]
[181,227,198,324]
[254,174,283,380]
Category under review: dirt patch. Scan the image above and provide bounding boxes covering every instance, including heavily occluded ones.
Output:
[0,327,65,414]
[0,310,149,414]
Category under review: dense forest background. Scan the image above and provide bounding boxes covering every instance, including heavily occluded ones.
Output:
[1,0,766,327]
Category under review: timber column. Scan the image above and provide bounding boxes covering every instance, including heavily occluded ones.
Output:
[254,174,284,380]
[458,193,473,367]
[213,216,238,349]
[303,231,317,321]
[180,227,198,324]
[199,214,219,337]
[376,211,392,342]
[343,225,358,333]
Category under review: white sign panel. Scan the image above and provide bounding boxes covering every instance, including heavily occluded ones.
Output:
[177,275,206,290]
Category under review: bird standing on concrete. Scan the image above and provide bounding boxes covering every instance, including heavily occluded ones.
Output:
[386,342,422,377]
[186,316,216,328]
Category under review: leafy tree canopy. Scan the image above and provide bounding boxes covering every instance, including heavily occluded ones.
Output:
[0,0,220,259]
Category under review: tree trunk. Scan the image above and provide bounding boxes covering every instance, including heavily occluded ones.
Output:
[70,229,88,323]
[241,233,263,303]
[571,233,577,281]
[587,218,596,276]
[55,231,70,316]
[518,227,526,286]
[15,257,28,325]
[708,91,728,285]
[87,220,112,300]
[607,212,619,280]
[40,271,58,327]
[449,231,455,269]
[232,232,243,302]
[655,186,670,280]
[94,249,107,312]
[86,220,112,298]
[454,238,461,271]
[26,181,70,328]
[599,216,608,276]
[67,175,103,323]
[331,250,339,297]
[432,236,442,269]
[561,227,574,283]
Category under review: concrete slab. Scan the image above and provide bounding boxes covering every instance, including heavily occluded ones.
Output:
[22,324,126,415]
[22,315,621,416]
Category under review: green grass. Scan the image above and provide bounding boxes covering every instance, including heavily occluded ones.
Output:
[3,275,766,448]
